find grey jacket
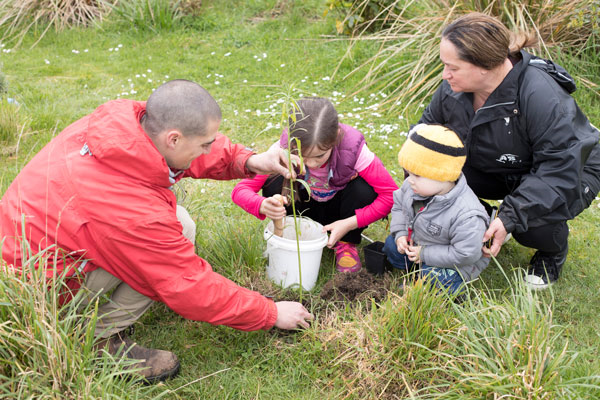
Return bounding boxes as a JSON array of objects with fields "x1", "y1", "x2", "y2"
[
  {"x1": 420, "y1": 50, "x2": 600, "y2": 234},
  {"x1": 390, "y1": 174, "x2": 490, "y2": 282}
]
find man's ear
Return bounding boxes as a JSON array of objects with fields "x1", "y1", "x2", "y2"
[{"x1": 165, "y1": 130, "x2": 183, "y2": 150}]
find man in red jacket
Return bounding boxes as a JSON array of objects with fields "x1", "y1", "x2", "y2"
[{"x1": 0, "y1": 80, "x2": 313, "y2": 383}]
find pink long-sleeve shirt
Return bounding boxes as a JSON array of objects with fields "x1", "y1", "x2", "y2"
[{"x1": 231, "y1": 144, "x2": 398, "y2": 228}]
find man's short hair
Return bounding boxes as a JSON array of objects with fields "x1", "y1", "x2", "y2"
[{"x1": 143, "y1": 80, "x2": 222, "y2": 137}]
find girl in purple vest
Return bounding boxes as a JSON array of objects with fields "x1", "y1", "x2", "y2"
[{"x1": 232, "y1": 97, "x2": 398, "y2": 273}]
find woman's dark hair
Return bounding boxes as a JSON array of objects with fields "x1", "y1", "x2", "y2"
[{"x1": 442, "y1": 12, "x2": 538, "y2": 70}]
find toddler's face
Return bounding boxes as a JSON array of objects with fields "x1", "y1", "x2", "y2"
[
  {"x1": 405, "y1": 171, "x2": 452, "y2": 197},
  {"x1": 302, "y1": 146, "x2": 332, "y2": 169}
]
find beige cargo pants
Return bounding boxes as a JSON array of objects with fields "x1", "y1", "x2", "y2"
[{"x1": 81, "y1": 205, "x2": 196, "y2": 338}]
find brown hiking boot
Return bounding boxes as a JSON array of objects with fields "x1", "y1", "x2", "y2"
[{"x1": 96, "y1": 332, "x2": 180, "y2": 383}]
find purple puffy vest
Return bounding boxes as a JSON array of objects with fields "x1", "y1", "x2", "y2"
[{"x1": 279, "y1": 123, "x2": 365, "y2": 191}]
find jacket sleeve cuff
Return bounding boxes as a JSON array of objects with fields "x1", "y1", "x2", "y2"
[
  {"x1": 240, "y1": 150, "x2": 257, "y2": 178},
  {"x1": 394, "y1": 230, "x2": 408, "y2": 241},
  {"x1": 263, "y1": 298, "x2": 278, "y2": 330},
  {"x1": 499, "y1": 213, "x2": 515, "y2": 234}
]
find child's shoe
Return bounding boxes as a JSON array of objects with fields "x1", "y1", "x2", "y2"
[{"x1": 335, "y1": 241, "x2": 362, "y2": 273}]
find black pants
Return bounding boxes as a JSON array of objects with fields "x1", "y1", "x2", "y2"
[
  {"x1": 463, "y1": 165, "x2": 570, "y2": 254},
  {"x1": 262, "y1": 176, "x2": 377, "y2": 244}
]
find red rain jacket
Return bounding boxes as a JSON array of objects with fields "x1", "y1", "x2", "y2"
[{"x1": 0, "y1": 99, "x2": 277, "y2": 331}]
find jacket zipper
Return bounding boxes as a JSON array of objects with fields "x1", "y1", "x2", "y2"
[
  {"x1": 408, "y1": 202, "x2": 430, "y2": 245},
  {"x1": 475, "y1": 100, "x2": 515, "y2": 114}
]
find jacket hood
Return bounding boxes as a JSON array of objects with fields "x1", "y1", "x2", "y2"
[{"x1": 85, "y1": 99, "x2": 172, "y2": 187}]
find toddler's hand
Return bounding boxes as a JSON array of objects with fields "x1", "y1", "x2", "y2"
[
  {"x1": 396, "y1": 236, "x2": 409, "y2": 254},
  {"x1": 259, "y1": 195, "x2": 287, "y2": 220},
  {"x1": 406, "y1": 244, "x2": 421, "y2": 263}
]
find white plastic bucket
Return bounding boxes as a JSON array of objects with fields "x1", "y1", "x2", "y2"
[{"x1": 263, "y1": 216, "x2": 328, "y2": 291}]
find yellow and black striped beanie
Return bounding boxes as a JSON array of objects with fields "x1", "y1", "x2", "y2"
[{"x1": 398, "y1": 124, "x2": 466, "y2": 182}]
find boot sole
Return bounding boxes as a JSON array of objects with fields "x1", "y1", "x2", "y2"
[{"x1": 142, "y1": 361, "x2": 181, "y2": 385}]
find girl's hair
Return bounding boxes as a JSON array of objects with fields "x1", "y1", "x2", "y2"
[
  {"x1": 288, "y1": 97, "x2": 339, "y2": 154},
  {"x1": 442, "y1": 12, "x2": 538, "y2": 70},
  {"x1": 281, "y1": 97, "x2": 339, "y2": 203}
]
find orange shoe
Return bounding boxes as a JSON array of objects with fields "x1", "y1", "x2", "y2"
[{"x1": 335, "y1": 241, "x2": 362, "y2": 273}]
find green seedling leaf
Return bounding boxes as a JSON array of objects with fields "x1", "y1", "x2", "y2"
[{"x1": 295, "y1": 179, "x2": 312, "y2": 197}]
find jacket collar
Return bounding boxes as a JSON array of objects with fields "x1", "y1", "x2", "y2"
[
  {"x1": 447, "y1": 50, "x2": 532, "y2": 111},
  {"x1": 85, "y1": 99, "x2": 173, "y2": 188}
]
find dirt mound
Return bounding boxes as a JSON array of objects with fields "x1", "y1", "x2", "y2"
[{"x1": 320, "y1": 269, "x2": 391, "y2": 303}]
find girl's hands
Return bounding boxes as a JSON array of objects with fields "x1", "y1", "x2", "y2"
[
  {"x1": 259, "y1": 195, "x2": 288, "y2": 220},
  {"x1": 323, "y1": 216, "x2": 358, "y2": 248}
]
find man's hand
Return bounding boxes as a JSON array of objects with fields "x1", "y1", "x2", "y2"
[
  {"x1": 322, "y1": 216, "x2": 358, "y2": 248},
  {"x1": 246, "y1": 142, "x2": 300, "y2": 179},
  {"x1": 482, "y1": 217, "x2": 508, "y2": 257},
  {"x1": 274, "y1": 301, "x2": 314, "y2": 330}
]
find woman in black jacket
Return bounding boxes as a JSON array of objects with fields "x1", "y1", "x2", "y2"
[{"x1": 419, "y1": 12, "x2": 600, "y2": 289}]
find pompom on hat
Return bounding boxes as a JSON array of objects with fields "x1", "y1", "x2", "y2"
[{"x1": 398, "y1": 124, "x2": 466, "y2": 182}]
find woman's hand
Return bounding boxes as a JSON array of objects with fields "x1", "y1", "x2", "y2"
[
  {"x1": 482, "y1": 217, "x2": 508, "y2": 257},
  {"x1": 322, "y1": 216, "x2": 358, "y2": 248},
  {"x1": 259, "y1": 195, "x2": 288, "y2": 220}
]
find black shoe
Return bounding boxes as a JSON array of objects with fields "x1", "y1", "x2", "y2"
[{"x1": 524, "y1": 246, "x2": 568, "y2": 290}]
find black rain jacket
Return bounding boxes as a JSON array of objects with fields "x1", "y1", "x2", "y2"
[{"x1": 419, "y1": 50, "x2": 600, "y2": 234}]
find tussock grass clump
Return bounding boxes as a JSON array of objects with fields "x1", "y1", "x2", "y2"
[
  {"x1": 312, "y1": 275, "x2": 600, "y2": 398},
  {"x1": 0, "y1": 244, "x2": 148, "y2": 398},
  {"x1": 423, "y1": 275, "x2": 600, "y2": 399},
  {"x1": 335, "y1": 0, "x2": 600, "y2": 112},
  {"x1": 107, "y1": 0, "x2": 182, "y2": 32},
  {"x1": 0, "y1": 0, "x2": 110, "y2": 47},
  {"x1": 314, "y1": 281, "x2": 458, "y2": 398},
  {"x1": 0, "y1": 98, "x2": 20, "y2": 144}
]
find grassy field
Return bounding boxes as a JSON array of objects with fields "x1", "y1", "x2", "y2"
[{"x1": 1, "y1": 0, "x2": 600, "y2": 398}]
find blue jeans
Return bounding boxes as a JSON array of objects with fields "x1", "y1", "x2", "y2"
[{"x1": 383, "y1": 234, "x2": 465, "y2": 294}]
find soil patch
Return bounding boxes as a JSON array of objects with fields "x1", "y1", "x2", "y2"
[{"x1": 320, "y1": 269, "x2": 392, "y2": 303}]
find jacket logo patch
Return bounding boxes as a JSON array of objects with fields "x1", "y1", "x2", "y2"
[
  {"x1": 496, "y1": 153, "x2": 519, "y2": 164},
  {"x1": 426, "y1": 222, "x2": 442, "y2": 237}
]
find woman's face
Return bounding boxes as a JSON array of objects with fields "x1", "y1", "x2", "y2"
[{"x1": 439, "y1": 38, "x2": 487, "y2": 93}]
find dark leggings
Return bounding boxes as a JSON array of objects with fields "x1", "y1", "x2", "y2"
[
  {"x1": 262, "y1": 176, "x2": 377, "y2": 244},
  {"x1": 463, "y1": 165, "x2": 569, "y2": 254}
]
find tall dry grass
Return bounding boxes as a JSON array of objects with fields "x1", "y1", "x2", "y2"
[
  {"x1": 0, "y1": 0, "x2": 110, "y2": 47},
  {"x1": 334, "y1": 0, "x2": 600, "y2": 112},
  {"x1": 310, "y1": 272, "x2": 600, "y2": 398},
  {"x1": 0, "y1": 238, "x2": 148, "y2": 397}
]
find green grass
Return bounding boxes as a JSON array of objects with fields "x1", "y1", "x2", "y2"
[{"x1": 1, "y1": 0, "x2": 600, "y2": 398}]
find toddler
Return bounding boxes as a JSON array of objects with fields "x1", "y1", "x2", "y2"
[{"x1": 383, "y1": 124, "x2": 490, "y2": 293}]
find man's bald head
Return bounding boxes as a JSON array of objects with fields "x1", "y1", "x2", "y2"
[{"x1": 143, "y1": 80, "x2": 222, "y2": 137}]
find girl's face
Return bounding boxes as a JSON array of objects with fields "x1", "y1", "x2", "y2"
[
  {"x1": 406, "y1": 171, "x2": 453, "y2": 197},
  {"x1": 439, "y1": 38, "x2": 488, "y2": 93},
  {"x1": 302, "y1": 146, "x2": 333, "y2": 170}
]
